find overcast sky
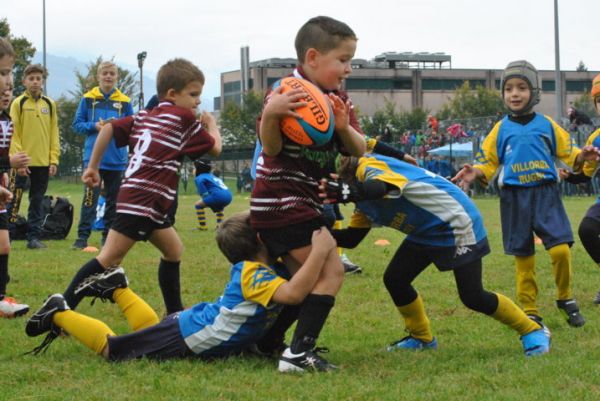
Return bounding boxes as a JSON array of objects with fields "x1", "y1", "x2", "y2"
[{"x1": 4, "y1": 0, "x2": 600, "y2": 108}]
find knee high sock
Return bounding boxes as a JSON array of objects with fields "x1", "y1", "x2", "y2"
[
  {"x1": 548, "y1": 243, "x2": 572, "y2": 300},
  {"x1": 515, "y1": 255, "x2": 537, "y2": 316},
  {"x1": 195, "y1": 205, "x2": 206, "y2": 228},
  {"x1": 113, "y1": 288, "x2": 159, "y2": 331},
  {"x1": 290, "y1": 294, "x2": 335, "y2": 354},
  {"x1": 0, "y1": 254, "x2": 8, "y2": 298},
  {"x1": 63, "y1": 258, "x2": 106, "y2": 310},
  {"x1": 53, "y1": 310, "x2": 115, "y2": 355},
  {"x1": 215, "y1": 210, "x2": 224, "y2": 225},
  {"x1": 396, "y1": 294, "x2": 433, "y2": 343},
  {"x1": 158, "y1": 259, "x2": 183, "y2": 314},
  {"x1": 491, "y1": 293, "x2": 540, "y2": 336},
  {"x1": 333, "y1": 220, "x2": 343, "y2": 256},
  {"x1": 256, "y1": 304, "x2": 301, "y2": 352}
]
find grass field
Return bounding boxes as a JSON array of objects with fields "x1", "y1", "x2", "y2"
[{"x1": 3, "y1": 179, "x2": 600, "y2": 401}]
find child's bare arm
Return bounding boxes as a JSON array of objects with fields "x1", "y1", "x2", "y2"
[
  {"x1": 271, "y1": 228, "x2": 336, "y2": 304},
  {"x1": 451, "y1": 164, "x2": 484, "y2": 191},
  {"x1": 328, "y1": 93, "x2": 365, "y2": 157},
  {"x1": 260, "y1": 87, "x2": 306, "y2": 156},
  {"x1": 200, "y1": 111, "x2": 222, "y2": 156}
]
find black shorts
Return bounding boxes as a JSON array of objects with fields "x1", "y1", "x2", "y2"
[
  {"x1": 257, "y1": 216, "x2": 330, "y2": 258},
  {"x1": 405, "y1": 237, "x2": 491, "y2": 271},
  {"x1": 0, "y1": 212, "x2": 7, "y2": 231},
  {"x1": 583, "y1": 202, "x2": 600, "y2": 222},
  {"x1": 111, "y1": 213, "x2": 172, "y2": 241},
  {"x1": 107, "y1": 313, "x2": 193, "y2": 362}
]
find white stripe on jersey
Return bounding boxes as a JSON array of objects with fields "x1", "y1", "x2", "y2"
[
  {"x1": 120, "y1": 182, "x2": 177, "y2": 201},
  {"x1": 402, "y1": 181, "x2": 477, "y2": 246},
  {"x1": 123, "y1": 177, "x2": 178, "y2": 195},
  {"x1": 183, "y1": 303, "x2": 257, "y2": 354},
  {"x1": 250, "y1": 196, "x2": 322, "y2": 211},
  {"x1": 116, "y1": 206, "x2": 164, "y2": 223},
  {"x1": 255, "y1": 166, "x2": 317, "y2": 187}
]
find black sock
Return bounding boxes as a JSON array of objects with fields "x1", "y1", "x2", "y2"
[
  {"x1": 158, "y1": 259, "x2": 183, "y2": 314},
  {"x1": 0, "y1": 254, "x2": 8, "y2": 297},
  {"x1": 290, "y1": 294, "x2": 335, "y2": 354},
  {"x1": 256, "y1": 304, "x2": 301, "y2": 352},
  {"x1": 63, "y1": 258, "x2": 105, "y2": 309}
]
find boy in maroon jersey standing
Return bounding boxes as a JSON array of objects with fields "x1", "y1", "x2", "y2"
[
  {"x1": 251, "y1": 16, "x2": 366, "y2": 372},
  {"x1": 28, "y1": 59, "x2": 221, "y2": 349}
]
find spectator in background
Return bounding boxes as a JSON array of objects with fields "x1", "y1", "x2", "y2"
[
  {"x1": 71, "y1": 61, "x2": 134, "y2": 250},
  {"x1": 427, "y1": 115, "x2": 439, "y2": 134},
  {"x1": 568, "y1": 106, "x2": 592, "y2": 132},
  {"x1": 8, "y1": 64, "x2": 60, "y2": 250}
]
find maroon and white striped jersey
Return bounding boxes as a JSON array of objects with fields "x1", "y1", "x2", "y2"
[
  {"x1": 250, "y1": 68, "x2": 363, "y2": 230},
  {"x1": 0, "y1": 110, "x2": 13, "y2": 171},
  {"x1": 111, "y1": 102, "x2": 215, "y2": 223}
]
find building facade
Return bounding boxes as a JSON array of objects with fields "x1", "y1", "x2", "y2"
[{"x1": 217, "y1": 52, "x2": 598, "y2": 118}]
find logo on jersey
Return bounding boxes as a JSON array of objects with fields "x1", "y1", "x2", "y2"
[
  {"x1": 40, "y1": 107, "x2": 50, "y2": 114},
  {"x1": 454, "y1": 246, "x2": 472, "y2": 257},
  {"x1": 113, "y1": 102, "x2": 122, "y2": 110},
  {"x1": 249, "y1": 266, "x2": 277, "y2": 289}
]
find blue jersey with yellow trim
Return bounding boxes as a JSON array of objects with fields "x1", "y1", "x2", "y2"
[
  {"x1": 349, "y1": 154, "x2": 486, "y2": 247},
  {"x1": 473, "y1": 113, "x2": 580, "y2": 187},
  {"x1": 178, "y1": 261, "x2": 287, "y2": 356}
]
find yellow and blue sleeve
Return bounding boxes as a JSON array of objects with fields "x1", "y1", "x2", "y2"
[
  {"x1": 548, "y1": 116, "x2": 580, "y2": 168},
  {"x1": 357, "y1": 156, "x2": 408, "y2": 194},
  {"x1": 473, "y1": 122, "x2": 501, "y2": 184},
  {"x1": 241, "y1": 261, "x2": 287, "y2": 307},
  {"x1": 583, "y1": 129, "x2": 600, "y2": 177}
]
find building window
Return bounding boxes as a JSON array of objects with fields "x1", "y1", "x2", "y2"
[
  {"x1": 345, "y1": 78, "x2": 412, "y2": 90},
  {"x1": 224, "y1": 81, "x2": 241, "y2": 93},
  {"x1": 566, "y1": 80, "x2": 591, "y2": 92},
  {"x1": 542, "y1": 80, "x2": 555, "y2": 92},
  {"x1": 422, "y1": 79, "x2": 485, "y2": 90}
]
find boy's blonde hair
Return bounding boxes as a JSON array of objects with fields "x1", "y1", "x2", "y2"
[
  {"x1": 156, "y1": 58, "x2": 204, "y2": 98},
  {"x1": 97, "y1": 61, "x2": 118, "y2": 75},
  {"x1": 338, "y1": 156, "x2": 360, "y2": 182},
  {"x1": 295, "y1": 16, "x2": 357, "y2": 63},
  {"x1": 216, "y1": 211, "x2": 259, "y2": 264},
  {"x1": 0, "y1": 37, "x2": 15, "y2": 60},
  {"x1": 23, "y1": 64, "x2": 48, "y2": 79}
]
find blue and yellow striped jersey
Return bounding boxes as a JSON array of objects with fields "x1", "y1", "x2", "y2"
[
  {"x1": 178, "y1": 260, "x2": 287, "y2": 356},
  {"x1": 473, "y1": 113, "x2": 580, "y2": 187},
  {"x1": 348, "y1": 154, "x2": 487, "y2": 247}
]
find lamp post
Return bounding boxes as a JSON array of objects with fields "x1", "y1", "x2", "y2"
[
  {"x1": 554, "y1": 0, "x2": 563, "y2": 120},
  {"x1": 137, "y1": 51, "x2": 147, "y2": 110}
]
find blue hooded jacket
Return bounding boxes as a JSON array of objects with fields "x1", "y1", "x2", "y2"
[{"x1": 72, "y1": 86, "x2": 134, "y2": 170}]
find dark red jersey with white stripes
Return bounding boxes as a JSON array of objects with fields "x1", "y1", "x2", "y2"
[
  {"x1": 112, "y1": 102, "x2": 215, "y2": 223},
  {"x1": 250, "y1": 68, "x2": 363, "y2": 229}
]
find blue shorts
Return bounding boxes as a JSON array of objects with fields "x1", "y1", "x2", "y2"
[
  {"x1": 202, "y1": 190, "x2": 232, "y2": 212},
  {"x1": 499, "y1": 184, "x2": 573, "y2": 256}
]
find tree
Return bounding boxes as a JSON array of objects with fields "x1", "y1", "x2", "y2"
[
  {"x1": 358, "y1": 98, "x2": 428, "y2": 143},
  {"x1": 436, "y1": 82, "x2": 504, "y2": 120},
  {"x1": 219, "y1": 91, "x2": 263, "y2": 147},
  {"x1": 55, "y1": 95, "x2": 84, "y2": 178},
  {"x1": 571, "y1": 92, "x2": 596, "y2": 119},
  {"x1": 576, "y1": 61, "x2": 588, "y2": 72},
  {"x1": 0, "y1": 19, "x2": 36, "y2": 95},
  {"x1": 69, "y1": 56, "x2": 139, "y2": 108}
]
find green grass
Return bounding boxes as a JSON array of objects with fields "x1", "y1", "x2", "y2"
[{"x1": 3, "y1": 181, "x2": 600, "y2": 400}]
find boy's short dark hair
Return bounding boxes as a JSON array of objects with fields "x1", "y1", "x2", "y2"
[
  {"x1": 216, "y1": 211, "x2": 259, "y2": 264},
  {"x1": 295, "y1": 16, "x2": 357, "y2": 63},
  {"x1": 23, "y1": 64, "x2": 48, "y2": 78},
  {"x1": 0, "y1": 37, "x2": 15, "y2": 60},
  {"x1": 194, "y1": 159, "x2": 212, "y2": 176},
  {"x1": 156, "y1": 58, "x2": 205, "y2": 98}
]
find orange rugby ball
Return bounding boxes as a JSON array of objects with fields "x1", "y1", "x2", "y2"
[{"x1": 273, "y1": 77, "x2": 334, "y2": 146}]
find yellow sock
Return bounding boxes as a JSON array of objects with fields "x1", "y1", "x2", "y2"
[
  {"x1": 548, "y1": 244, "x2": 573, "y2": 300},
  {"x1": 515, "y1": 255, "x2": 538, "y2": 316},
  {"x1": 53, "y1": 310, "x2": 115, "y2": 355},
  {"x1": 397, "y1": 295, "x2": 433, "y2": 343},
  {"x1": 113, "y1": 288, "x2": 160, "y2": 331},
  {"x1": 491, "y1": 293, "x2": 540, "y2": 336},
  {"x1": 334, "y1": 220, "x2": 343, "y2": 256}
]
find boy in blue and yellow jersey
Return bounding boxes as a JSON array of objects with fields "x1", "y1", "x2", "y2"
[
  {"x1": 193, "y1": 159, "x2": 232, "y2": 230},
  {"x1": 71, "y1": 61, "x2": 134, "y2": 249},
  {"x1": 25, "y1": 211, "x2": 336, "y2": 360},
  {"x1": 321, "y1": 153, "x2": 550, "y2": 356},
  {"x1": 453, "y1": 60, "x2": 600, "y2": 327},
  {"x1": 561, "y1": 74, "x2": 600, "y2": 304}
]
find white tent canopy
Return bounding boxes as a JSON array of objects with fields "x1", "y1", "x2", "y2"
[{"x1": 427, "y1": 142, "x2": 474, "y2": 158}]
